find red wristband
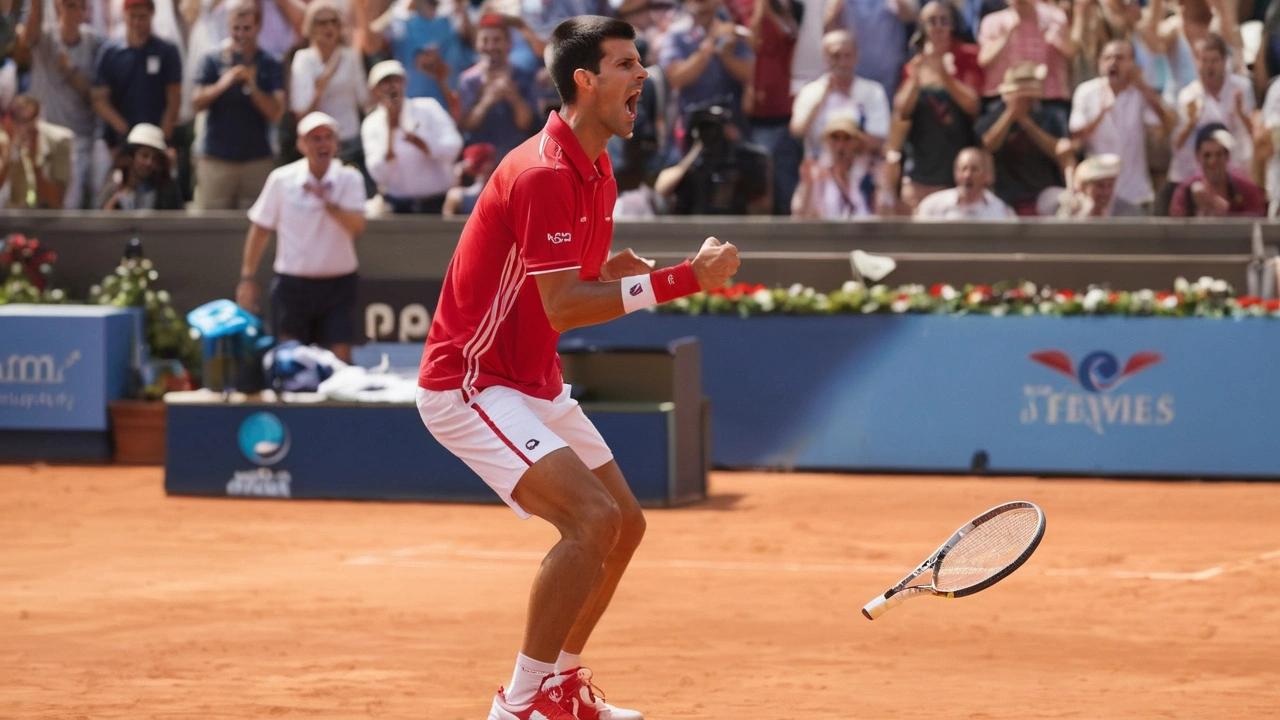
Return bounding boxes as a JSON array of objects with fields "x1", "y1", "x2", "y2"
[{"x1": 650, "y1": 260, "x2": 701, "y2": 304}]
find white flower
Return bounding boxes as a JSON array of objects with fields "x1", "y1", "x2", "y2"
[
  {"x1": 1174, "y1": 277, "x2": 1190, "y2": 293},
  {"x1": 1134, "y1": 289, "x2": 1155, "y2": 303},
  {"x1": 814, "y1": 294, "x2": 831, "y2": 312},
  {"x1": 1082, "y1": 288, "x2": 1107, "y2": 312},
  {"x1": 802, "y1": 286, "x2": 816, "y2": 298},
  {"x1": 1021, "y1": 281, "x2": 1037, "y2": 297},
  {"x1": 1197, "y1": 276, "x2": 1215, "y2": 291},
  {"x1": 1210, "y1": 279, "x2": 1229, "y2": 294},
  {"x1": 940, "y1": 285, "x2": 958, "y2": 301},
  {"x1": 752, "y1": 288, "x2": 775, "y2": 312},
  {"x1": 862, "y1": 302, "x2": 880, "y2": 313},
  {"x1": 788, "y1": 283, "x2": 806, "y2": 297},
  {"x1": 1038, "y1": 301, "x2": 1055, "y2": 314},
  {"x1": 967, "y1": 291, "x2": 985, "y2": 304},
  {"x1": 1161, "y1": 295, "x2": 1178, "y2": 309},
  {"x1": 890, "y1": 299, "x2": 909, "y2": 313},
  {"x1": 842, "y1": 280, "x2": 864, "y2": 294},
  {"x1": 1020, "y1": 305, "x2": 1035, "y2": 316},
  {"x1": 991, "y1": 305, "x2": 1008, "y2": 317}
]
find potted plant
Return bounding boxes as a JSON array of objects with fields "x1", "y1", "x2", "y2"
[{"x1": 89, "y1": 241, "x2": 201, "y2": 464}]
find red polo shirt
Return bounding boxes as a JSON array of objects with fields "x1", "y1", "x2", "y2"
[{"x1": 419, "y1": 112, "x2": 618, "y2": 401}]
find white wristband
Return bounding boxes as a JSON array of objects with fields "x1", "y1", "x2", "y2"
[{"x1": 620, "y1": 273, "x2": 656, "y2": 314}]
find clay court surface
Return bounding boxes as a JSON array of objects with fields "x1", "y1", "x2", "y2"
[{"x1": 3, "y1": 465, "x2": 1280, "y2": 719}]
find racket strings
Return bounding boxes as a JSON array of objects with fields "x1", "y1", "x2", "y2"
[{"x1": 933, "y1": 507, "x2": 1042, "y2": 592}]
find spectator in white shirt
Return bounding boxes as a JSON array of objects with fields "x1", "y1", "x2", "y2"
[
  {"x1": 362, "y1": 59, "x2": 463, "y2": 214},
  {"x1": 914, "y1": 146, "x2": 1016, "y2": 219},
  {"x1": 1069, "y1": 39, "x2": 1174, "y2": 211},
  {"x1": 290, "y1": 0, "x2": 369, "y2": 171},
  {"x1": 789, "y1": 29, "x2": 890, "y2": 159},
  {"x1": 791, "y1": 114, "x2": 875, "y2": 218},
  {"x1": 1161, "y1": 32, "x2": 1255, "y2": 214},
  {"x1": 237, "y1": 111, "x2": 368, "y2": 364}
]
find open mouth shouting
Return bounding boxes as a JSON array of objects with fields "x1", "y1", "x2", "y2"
[{"x1": 624, "y1": 87, "x2": 642, "y2": 120}]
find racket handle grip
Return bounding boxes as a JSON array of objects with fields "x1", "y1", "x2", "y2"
[{"x1": 862, "y1": 592, "x2": 906, "y2": 620}]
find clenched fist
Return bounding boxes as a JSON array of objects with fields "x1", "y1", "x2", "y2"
[{"x1": 691, "y1": 236, "x2": 741, "y2": 290}]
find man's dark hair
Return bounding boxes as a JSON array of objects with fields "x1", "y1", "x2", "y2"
[
  {"x1": 1198, "y1": 32, "x2": 1230, "y2": 59},
  {"x1": 546, "y1": 15, "x2": 636, "y2": 106}
]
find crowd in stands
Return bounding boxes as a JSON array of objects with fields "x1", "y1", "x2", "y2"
[{"x1": 1, "y1": 0, "x2": 1279, "y2": 218}]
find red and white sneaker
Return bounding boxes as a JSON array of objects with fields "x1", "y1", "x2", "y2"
[
  {"x1": 486, "y1": 684, "x2": 579, "y2": 720},
  {"x1": 543, "y1": 667, "x2": 644, "y2": 720}
]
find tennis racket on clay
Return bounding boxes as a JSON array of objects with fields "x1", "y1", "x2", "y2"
[{"x1": 862, "y1": 501, "x2": 1045, "y2": 620}]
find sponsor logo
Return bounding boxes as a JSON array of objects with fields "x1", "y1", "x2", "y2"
[
  {"x1": 628, "y1": 283, "x2": 644, "y2": 297},
  {"x1": 665, "y1": 273, "x2": 675, "y2": 285},
  {"x1": 238, "y1": 412, "x2": 290, "y2": 465},
  {"x1": 525, "y1": 438, "x2": 540, "y2": 451},
  {"x1": 0, "y1": 351, "x2": 80, "y2": 384},
  {"x1": 1021, "y1": 350, "x2": 1174, "y2": 435},
  {"x1": 230, "y1": 412, "x2": 293, "y2": 497},
  {"x1": 547, "y1": 232, "x2": 572, "y2": 244},
  {"x1": 227, "y1": 467, "x2": 293, "y2": 497}
]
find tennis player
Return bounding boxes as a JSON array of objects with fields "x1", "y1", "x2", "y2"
[{"x1": 416, "y1": 15, "x2": 740, "y2": 720}]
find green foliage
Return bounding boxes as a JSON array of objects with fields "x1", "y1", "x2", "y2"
[{"x1": 88, "y1": 257, "x2": 202, "y2": 397}]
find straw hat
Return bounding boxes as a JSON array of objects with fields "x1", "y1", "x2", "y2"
[{"x1": 998, "y1": 61, "x2": 1048, "y2": 95}]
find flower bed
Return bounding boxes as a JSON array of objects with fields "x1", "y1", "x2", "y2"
[{"x1": 657, "y1": 278, "x2": 1280, "y2": 319}]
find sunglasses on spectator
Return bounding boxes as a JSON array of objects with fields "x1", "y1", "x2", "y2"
[{"x1": 924, "y1": 16, "x2": 951, "y2": 27}]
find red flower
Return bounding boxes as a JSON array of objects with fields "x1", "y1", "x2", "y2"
[
  {"x1": 1057, "y1": 289, "x2": 1076, "y2": 300},
  {"x1": 929, "y1": 283, "x2": 948, "y2": 297},
  {"x1": 1266, "y1": 300, "x2": 1280, "y2": 312},
  {"x1": 1109, "y1": 292, "x2": 1120, "y2": 303},
  {"x1": 1238, "y1": 297, "x2": 1260, "y2": 308}
]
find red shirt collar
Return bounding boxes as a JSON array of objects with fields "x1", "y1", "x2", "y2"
[{"x1": 542, "y1": 111, "x2": 613, "y2": 182}]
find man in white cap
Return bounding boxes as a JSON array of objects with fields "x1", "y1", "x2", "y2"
[
  {"x1": 361, "y1": 58, "x2": 463, "y2": 214},
  {"x1": 236, "y1": 111, "x2": 368, "y2": 363},
  {"x1": 97, "y1": 122, "x2": 184, "y2": 210}
]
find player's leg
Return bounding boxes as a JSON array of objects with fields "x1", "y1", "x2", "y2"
[
  {"x1": 314, "y1": 273, "x2": 356, "y2": 364},
  {"x1": 417, "y1": 386, "x2": 618, "y2": 719},
  {"x1": 561, "y1": 459, "x2": 645, "y2": 656},
  {"x1": 509, "y1": 449, "x2": 622, "y2": 661}
]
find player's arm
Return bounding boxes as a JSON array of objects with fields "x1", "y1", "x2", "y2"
[{"x1": 534, "y1": 238, "x2": 741, "y2": 333}]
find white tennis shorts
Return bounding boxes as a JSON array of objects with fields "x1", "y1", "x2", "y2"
[{"x1": 415, "y1": 384, "x2": 614, "y2": 518}]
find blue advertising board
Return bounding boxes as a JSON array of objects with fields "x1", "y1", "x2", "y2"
[
  {"x1": 164, "y1": 401, "x2": 677, "y2": 504},
  {"x1": 0, "y1": 304, "x2": 141, "y2": 431},
  {"x1": 562, "y1": 313, "x2": 1280, "y2": 478}
]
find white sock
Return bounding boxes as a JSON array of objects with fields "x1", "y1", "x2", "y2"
[
  {"x1": 554, "y1": 650, "x2": 582, "y2": 673},
  {"x1": 506, "y1": 653, "x2": 555, "y2": 707}
]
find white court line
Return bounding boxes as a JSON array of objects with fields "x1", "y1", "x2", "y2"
[
  {"x1": 348, "y1": 549, "x2": 908, "y2": 575},
  {"x1": 347, "y1": 546, "x2": 1280, "y2": 581},
  {"x1": 1042, "y1": 549, "x2": 1280, "y2": 582}
]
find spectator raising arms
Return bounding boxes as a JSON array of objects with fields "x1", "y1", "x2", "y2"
[
  {"x1": 659, "y1": 0, "x2": 755, "y2": 141},
  {"x1": 362, "y1": 59, "x2": 463, "y2": 214},
  {"x1": 977, "y1": 0, "x2": 1075, "y2": 112},
  {"x1": 363, "y1": 0, "x2": 474, "y2": 108},
  {"x1": 14, "y1": 0, "x2": 105, "y2": 209},
  {"x1": 1169, "y1": 122, "x2": 1267, "y2": 216},
  {"x1": 890, "y1": 0, "x2": 982, "y2": 210},
  {"x1": 976, "y1": 61, "x2": 1074, "y2": 214},
  {"x1": 191, "y1": 0, "x2": 285, "y2": 211},
  {"x1": 1069, "y1": 39, "x2": 1173, "y2": 212},
  {"x1": 1163, "y1": 33, "x2": 1255, "y2": 213},
  {"x1": 744, "y1": 0, "x2": 801, "y2": 216}
]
